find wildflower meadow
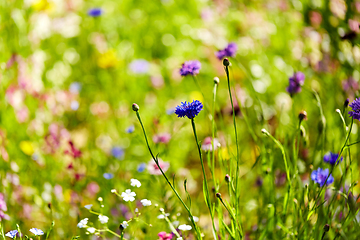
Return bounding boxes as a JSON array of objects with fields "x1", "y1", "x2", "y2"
[{"x1": 2, "y1": 0, "x2": 360, "y2": 239}]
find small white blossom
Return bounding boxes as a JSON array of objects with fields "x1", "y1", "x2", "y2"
[
  {"x1": 111, "y1": 189, "x2": 117, "y2": 193},
  {"x1": 87, "y1": 227, "x2": 96, "y2": 234},
  {"x1": 140, "y1": 199, "x2": 152, "y2": 206},
  {"x1": 121, "y1": 221, "x2": 128, "y2": 229},
  {"x1": 157, "y1": 213, "x2": 170, "y2": 219},
  {"x1": 121, "y1": 189, "x2": 136, "y2": 202},
  {"x1": 178, "y1": 224, "x2": 192, "y2": 231},
  {"x1": 29, "y1": 228, "x2": 44, "y2": 236},
  {"x1": 98, "y1": 215, "x2": 109, "y2": 224},
  {"x1": 135, "y1": 208, "x2": 139, "y2": 213},
  {"x1": 84, "y1": 204, "x2": 93, "y2": 210},
  {"x1": 98, "y1": 197, "x2": 103, "y2": 202},
  {"x1": 130, "y1": 178, "x2": 141, "y2": 187},
  {"x1": 177, "y1": 238, "x2": 183, "y2": 240},
  {"x1": 77, "y1": 218, "x2": 89, "y2": 228},
  {"x1": 189, "y1": 216, "x2": 199, "y2": 222}
]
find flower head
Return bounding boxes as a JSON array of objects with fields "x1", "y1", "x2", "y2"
[
  {"x1": 130, "y1": 178, "x2": 141, "y2": 187},
  {"x1": 178, "y1": 224, "x2": 192, "y2": 231},
  {"x1": 348, "y1": 98, "x2": 360, "y2": 120},
  {"x1": 201, "y1": 137, "x2": 221, "y2": 151},
  {"x1": 5, "y1": 230, "x2": 18, "y2": 239},
  {"x1": 120, "y1": 221, "x2": 128, "y2": 229},
  {"x1": 216, "y1": 42, "x2": 238, "y2": 60},
  {"x1": 153, "y1": 133, "x2": 171, "y2": 144},
  {"x1": 84, "y1": 204, "x2": 92, "y2": 210},
  {"x1": 98, "y1": 215, "x2": 109, "y2": 224},
  {"x1": 147, "y1": 158, "x2": 170, "y2": 175},
  {"x1": 77, "y1": 218, "x2": 89, "y2": 228},
  {"x1": 286, "y1": 72, "x2": 305, "y2": 95},
  {"x1": 30, "y1": 228, "x2": 44, "y2": 236},
  {"x1": 140, "y1": 199, "x2": 152, "y2": 206},
  {"x1": 87, "y1": 227, "x2": 96, "y2": 234},
  {"x1": 324, "y1": 152, "x2": 343, "y2": 165},
  {"x1": 311, "y1": 168, "x2": 334, "y2": 187},
  {"x1": 111, "y1": 146, "x2": 124, "y2": 159},
  {"x1": 103, "y1": 173, "x2": 114, "y2": 179},
  {"x1": 175, "y1": 100, "x2": 203, "y2": 119},
  {"x1": 121, "y1": 189, "x2": 136, "y2": 202},
  {"x1": 179, "y1": 60, "x2": 201, "y2": 76},
  {"x1": 129, "y1": 59, "x2": 150, "y2": 74},
  {"x1": 158, "y1": 232, "x2": 174, "y2": 240},
  {"x1": 88, "y1": 8, "x2": 102, "y2": 17}
]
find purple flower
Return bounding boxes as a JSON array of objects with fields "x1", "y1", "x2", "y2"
[
  {"x1": 103, "y1": 173, "x2": 114, "y2": 179},
  {"x1": 111, "y1": 146, "x2": 124, "y2": 159},
  {"x1": 5, "y1": 230, "x2": 18, "y2": 239},
  {"x1": 137, "y1": 163, "x2": 146, "y2": 172},
  {"x1": 311, "y1": 168, "x2": 334, "y2": 187},
  {"x1": 88, "y1": 8, "x2": 102, "y2": 17},
  {"x1": 348, "y1": 98, "x2": 360, "y2": 120},
  {"x1": 179, "y1": 60, "x2": 201, "y2": 76},
  {"x1": 126, "y1": 125, "x2": 135, "y2": 133},
  {"x1": 129, "y1": 59, "x2": 149, "y2": 74},
  {"x1": 324, "y1": 152, "x2": 343, "y2": 165},
  {"x1": 286, "y1": 72, "x2": 305, "y2": 95},
  {"x1": 175, "y1": 100, "x2": 203, "y2": 119},
  {"x1": 29, "y1": 228, "x2": 44, "y2": 236},
  {"x1": 216, "y1": 42, "x2": 238, "y2": 60}
]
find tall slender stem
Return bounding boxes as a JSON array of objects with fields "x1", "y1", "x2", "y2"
[{"x1": 134, "y1": 110, "x2": 202, "y2": 239}]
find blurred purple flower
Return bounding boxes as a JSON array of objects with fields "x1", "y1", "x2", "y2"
[
  {"x1": 111, "y1": 146, "x2": 124, "y2": 159},
  {"x1": 349, "y1": 98, "x2": 360, "y2": 120},
  {"x1": 179, "y1": 60, "x2": 201, "y2": 76},
  {"x1": 216, "y1": 43, "x2": 238, "y2": 60},
  {"x1": 88, "y1": 8, "x2": 102, "y2": 17},
  {"x1": 137, "y1": 163, "x2": 146, "y2": 172},
  {"x1": 103, "y1": 173, "x2": 114, "y2": 179},
  {"x1": 5, "y1": 230, "x2": 18, "y2": 239},
  {"x1": 175, "y1": 100, "x2": 203, "y2": 119},
  {"x1": 311, "y1": 168, "x2": 334, "y2": 187},
  {"x1": 69, "y1": 82, "x2": 81, "y2": 93},
  {"x1": 126, "y1": 125, "x2": 135, "y2": 133},
  {"x1": 286, "y1": 72, "x2": 305, "y2": 95},
  {"x1": 342, "y1": 77, "x2": 359, "y2": 92},
  {"x1": 129, "y1": 59, "x2": 150, "y2": 74},
  {"x1": 324, "y1": 152, "x2": 343, "y2": 165}
]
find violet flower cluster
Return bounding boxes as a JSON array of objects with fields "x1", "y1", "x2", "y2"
[
  {"x1": 286, "y1": 72, "x2": 305, "y2": 95},
  {"x1": 323, "y1": 152, "x2": 343, "y2": 165},
  {"x1": 216, "y1": 42, "x2": 238, "y2": 60},
  {"x1": 348, "y1": 98, "x2": 360, "y2": 120},
  {"x1": 311, "y1": 168, "x2": 334, "y2": 187},
  {"x1": 179, "y1": 60, "x2": 201, "y2": 76},
  {"x1": 175, "y1": 100, "x2": 203, "y2": 119}
]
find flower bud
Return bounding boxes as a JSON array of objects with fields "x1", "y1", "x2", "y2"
[
  {"x1": 344, "y1": 98, "x2": 349, "y2": 108},
  {"x1": 214, "y1": 77, "x2": 220, "y2": 84},
  {"x1": 225, "y1": 174, "x2": 230, "y2": 183},
  {"x1": 223, "y1": 58, "x2": 230, "y2": 67},
  {"x1": 132, "y1": 103, "x2": 139, "y2": 111},
  {"x1": 215, "y1": 192, "x2": 221, "y2": 199},
  {"x1": 323, "y1": 224, "x2": 329, "y2": 232},
  {"x1": 298, "y1": 111, "x2": 307, "y2": 122}
]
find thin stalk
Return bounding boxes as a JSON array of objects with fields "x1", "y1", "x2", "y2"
[
  {"x1": 212, "y1": 80, "x2": 218, "y2": 191},
  {"x1": 135, "y1": 110, "x2": 202, "y2": 239},
  {"x1": 224, "y1": 64, "x2": 242, "y2": 233},
  {"x1": 191, "y1": 118, "x2": 217, "y2": 240}
]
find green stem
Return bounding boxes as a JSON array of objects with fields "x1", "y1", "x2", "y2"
[
  {"x1": 135, "y1": 111, "x2": 202, "y2": 240},
  {"x1": 190, "y1": 118, "x2": 217, "y2": 239}
]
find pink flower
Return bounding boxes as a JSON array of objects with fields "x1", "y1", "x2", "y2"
[
  {"x1": 153, "y1": 133, "x2": 171, "y2": 144},
  {"x1": 147, "y1": 158, "x2": 170, "y2": 175},
  {"x1": 158, "y1": 231, "x2": 174, "y2": 240},
  {"x1": 201, "y1": 137, "x2": 220, "y2": 151}
]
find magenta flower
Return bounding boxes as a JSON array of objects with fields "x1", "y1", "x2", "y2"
[{"x1": 147, "y1": 158, "x2": 170, "y2": 175}]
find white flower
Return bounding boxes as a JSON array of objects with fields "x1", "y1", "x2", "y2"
[
  {"x1": 178, "y1": 224, "x2": 192, "y2": 231},
  {"x1": 130, "y1": 178, "x2": 141, "y2": 187},
  {"x1": 98, "y1": 215, "x2": 109, "y2": 224},
  {"x1": 77, "y1": 218, "x2": 89, "y2": 228},
  {"x1": 29, "y1": 228, "x2": 44, "y2": 236},
  {"x1": 190, "y1": 216, "x2": 199, "y2": 222},
  {"x1": 140, "y1": 199, "x2": 152, "y2": 206},
  {"x1": 177, "y1": 238, "x2": 183, "y2": 240},
  {"x1": 121, "y1": 221, "x2": 128, "y2": 229},
  {"x1": 157, "y1": 213, "x2": 170, "y2": 219},
  {"x1": 98, "y1": 197, "x2": 103, "y2": 202},
  {"x1": 111, "y1": 189, "x2": 117, "y2": 193},
  {"x1": 87, "y1": 227, "x2": 96, "y2": 234},
  {"x1": 84, "y1": 204, "x2": 92, "y2": 210},
  {"x1": 121, "y1": 189, "x2": 136, "y2": 202}
]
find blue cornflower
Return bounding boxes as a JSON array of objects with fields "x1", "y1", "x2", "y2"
[
  {"x1": 111, "y1": 146, "x2": 124, "y2": 159},
  {"x1": 175, "y1": 100, "x2": 203, "y2": 119},
  {"x1": 103, "y1": 173, "x2": 114, "y2": 179},
  {"x1": 216, "y1": 42, "x2": 238, "y2": 60},
  {"x1": 5, "y1": 230, "x2": 18, "y2": 239},
  {"x1": 286, "y1": 72, "x2": 305, "y2": 95},
  {"x1": 179, "y1": 60, "x2": 201, "y2": 76},
  {"x1": 324, "y1": 152, "x2": 343, "y2": 165},
  {"x1": 30, "y1": 228, "x2": 44, "y2": 236},
  {"x1": 88, "y1": 8, "x2": 102, "y2": 17},
  {"x1": 348, "y1": 98, "x2": 360, "y2": 120},
  {"x1": 311, "y1": 168, "x2": 334, "y2": 187}
]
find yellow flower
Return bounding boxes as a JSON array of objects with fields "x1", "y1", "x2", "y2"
[
  {"x1": 19, "y1": 141, "x2": 34, "y2": 156},
  {"x1": 97, "y1": 50, "x2": 118, "y2": 68},
  {"x1": 32, "y1": 0, "x2": 53, "y2": 12}
]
